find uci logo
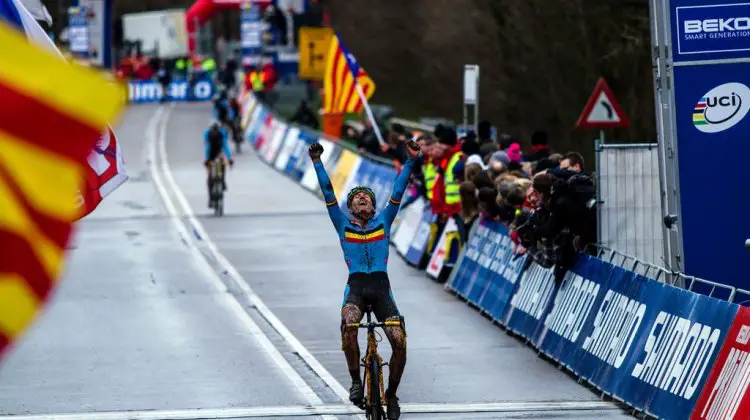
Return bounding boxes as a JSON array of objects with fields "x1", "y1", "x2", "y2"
[{"x1": 693, "y1": 82, "x2": 750, "y2": 133}]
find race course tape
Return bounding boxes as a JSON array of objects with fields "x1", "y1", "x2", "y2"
[{"x1": 240, "y1": 93, "x2": 750, "y2": 420}]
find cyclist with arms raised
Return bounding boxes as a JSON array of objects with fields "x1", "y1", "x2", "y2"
[
  {"x1": 308, "y1": 139, "x2": 421, "y2": 420},
  {"x1": 204, "y1": 120, "x2": 233, "y2": 207}
]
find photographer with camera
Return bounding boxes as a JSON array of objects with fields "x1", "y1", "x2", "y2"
[{"x1": 510, "y1": 152, "x2": 596, "y2": 283}]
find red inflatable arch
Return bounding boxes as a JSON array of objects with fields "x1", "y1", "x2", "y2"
[{"x1": 186, "y1": 0, "x2": 273, "y2": 54}]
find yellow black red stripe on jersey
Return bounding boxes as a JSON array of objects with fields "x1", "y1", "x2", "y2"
[{"x1": 345, "y1": 224, "x2": 385, "y2": 244}]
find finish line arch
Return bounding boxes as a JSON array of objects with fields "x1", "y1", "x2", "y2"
[{"x1": 185, "y1": 0, "x2": 272, "y2": 54}]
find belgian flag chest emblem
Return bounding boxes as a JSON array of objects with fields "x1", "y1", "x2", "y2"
[{"x1": 344, "y1": 224, "x2": 385, "y2": 244}]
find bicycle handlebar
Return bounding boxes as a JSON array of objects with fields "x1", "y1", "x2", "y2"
[{"x1": 345, "y1": 319, "x2": 401, "y2": 329}]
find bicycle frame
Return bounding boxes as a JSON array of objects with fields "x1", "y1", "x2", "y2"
[{"x1": 345, "y1": 310, "x2": 401, "y2": 418}]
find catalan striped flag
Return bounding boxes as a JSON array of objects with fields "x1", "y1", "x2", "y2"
[
  {"x1": 323, "y1": 33, "x2": 376, "y2": 114},
  {"x1": 0, "y1": 21, "x2": 124, "y2": 359},
  {"x1": 1, "y1": 0, "x2": 129, "y2": 220}
]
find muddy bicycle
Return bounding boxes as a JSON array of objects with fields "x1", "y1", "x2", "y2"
[{"x1": 345, "y1": 306, "x2": 402, "y2": 420}]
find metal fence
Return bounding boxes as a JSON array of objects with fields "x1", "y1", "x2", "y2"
[{"x1": 595, "y1": 142, "x2": 664, "y2": 269}]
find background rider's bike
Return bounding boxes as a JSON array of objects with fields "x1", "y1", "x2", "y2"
[
  {"x1": 345, "y1": 306, "x2": 401, "y2": 420},
  {"x1": 208, "y1": 159, "x2": 226, "y2": 216},
  {"x1": 222, "y1": 119, "x2": 243, "y2": 154},
  {"x1": 231, "y1": 119, "x2": 243, "y2": 153}
]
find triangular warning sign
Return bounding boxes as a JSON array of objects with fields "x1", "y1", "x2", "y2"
[{"x1": 576, "y1": 78, "x2": 630, "y2": 129}]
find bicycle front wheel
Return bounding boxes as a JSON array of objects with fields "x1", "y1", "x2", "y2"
[{"x1": 367, "y1": 356, "x2": 385, "y2": 420}]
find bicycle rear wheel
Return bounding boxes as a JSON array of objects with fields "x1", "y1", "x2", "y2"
[{"x1": 212, "y1": 172, "x2": 224, "y2": 217}]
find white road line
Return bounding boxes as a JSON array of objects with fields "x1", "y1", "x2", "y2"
[
  {"x1": 156, "y1": 106, "x2": 354, "y2": 407},
  {"x1": 0, "y1": 401, "x2": 623, "y2": 420},
  {"x1": 147, "y1": 107, "x2": 336, "y2": 420}
]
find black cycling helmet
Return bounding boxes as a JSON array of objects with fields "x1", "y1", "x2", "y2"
[{"x1": 347, "y1": 186, "x2": 376, "y2": 209}]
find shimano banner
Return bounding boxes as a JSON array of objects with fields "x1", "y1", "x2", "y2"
[
  {"x1": 128, "y1": 80, "x2": 215, "y2": 103},
  {"x1": 503, "y1": 262, "x2": 557, "y2": 341},
  {"x1": 669, "y1": 0, "x2": 750, "y2": 288}
]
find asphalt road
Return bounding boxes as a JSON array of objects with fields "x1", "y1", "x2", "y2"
[{"x1": 0, "y1": 103, "x2": 632, "y2": 420}]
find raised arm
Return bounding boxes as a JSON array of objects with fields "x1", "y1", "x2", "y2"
[
  {"x1": 382, "y1": 140, "x2": 422, "y2": 225},
  {"x1": 309, "y1": 143, "x2": 346, "y2": 230}
]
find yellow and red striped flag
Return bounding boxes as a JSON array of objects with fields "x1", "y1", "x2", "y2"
[
  {"x1": 0, "y1": 22, "x2": 124, "y2": 359},
  {"x1": 323, "y1": 33, "x2": 376, "y2": 114}
]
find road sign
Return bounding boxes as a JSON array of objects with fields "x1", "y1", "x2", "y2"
[
  {"x1": 298, "y1": 27, "x2": 333, "y2": 81},
  {"x1": 576, "y1": 78, "x2": 630, "y2": 128}
]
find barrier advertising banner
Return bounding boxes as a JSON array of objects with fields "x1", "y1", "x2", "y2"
[
  {"x1": 274, "y1": 127, "x2": 301, "y2": 171},
  {"x1": 128, "y1": 80, "x2": 215, "y2": 103},
  {"x1": 403, "y1": 209, "x2": 435, "y2": 266},
  {"x1": 257, "y1": 118, "x2": 277, "y2": 159},
  {"x1": 425, "y1": 218, "x2": 458, "y2": 278},
  {"x1": 446, "y1": 219, "x2": 494, "y2": 298},
  {"x1": 503, "y1": 262, "x2": 557, "y2": 341},
  {"x1": 264, "y1": 121, "x2": 288, "y2": 164},
  {"x1": 479, "y1": 227, "x2": 528, "y2": 322},
  {"x1": 669, "y1": 0, "x2": 750, "y2": 288},
  {"x1": 544, "y1": 259, "x2": 739, "y2": 419},
  {"x1": 392, "y1": 199, "x2": 426, "y2": 257},
  {"x1": 463, "y1": 220, "x2": 503, "y2": 304},
  {"x1": 536, "y1": 255, "x2": 614, "y2": 368},
  {"x1": 245, "y1": 106, "x2": 264, "y2": 141},
  {"x1": 692, "y1": 306, "x2": 750, "y2": 420},
  {"x1": 284, "y1": 131, "x2": 316, "y2": 182}
]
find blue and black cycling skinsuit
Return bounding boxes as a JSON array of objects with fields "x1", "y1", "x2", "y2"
[
  {"x1": 213, "y1": 98, "x2": 235, "y2": 124},
  {"x1": 313, "y1": 157, "x2": 416, "y2": 321},
  {"x1": 204, "y1": 126, "x2": 232, "y2": 162}
]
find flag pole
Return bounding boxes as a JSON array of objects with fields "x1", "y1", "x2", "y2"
[{"x1": 355, "y1": 83, "x2": 385, "y2": 146}]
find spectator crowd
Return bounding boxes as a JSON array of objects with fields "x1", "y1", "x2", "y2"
[{"x1": 351, "y1": 120, "x2": 598, "y2": 283}]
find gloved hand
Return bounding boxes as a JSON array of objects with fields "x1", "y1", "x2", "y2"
[
  {"x1": 308, "y1": 143, "x2": 324, "y2": 160},
  {"x1": 204, "y1": 160, "x2": 210, "y2": 168},
  {"x1": 228, "y1": 159, "x2": 234, "y2": 167}
]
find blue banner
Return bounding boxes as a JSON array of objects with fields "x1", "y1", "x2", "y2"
[
  {"x1": 128, "y1": 80, "x2": 215, "y2": 103},
  {"x1": 446, "y1": 219, "x2": 493, "y2": 297},
  {"x1": 284, "y1": 130, "x2": 316, "y2": 181},
  {"x1": 503, "y1": 262, "x2": 557, "y2": 341},
  {"x1": 669, "y1": 0, "x2": 750, "y2": 289},
  {"x1": 483, "y1": 250, "x2": 527, "y2": 323},
  {"x1": 465, "y1": 220, "x2": 504, "y2": 305},
  {"x1": 240, "y1": 1, "x2": 263, "y2": 67},
  {"x1": 536, "y1": 255, "x2": 617, "y2": 367},
  {"x1": 534, "y1": 255, "x2": 740, "y2": 419},
  {"x1": 68, "y1": 6, "x2": 89, "y2": 57},
  {"x1": 671, "y1": 1, "x2": 750, "y2": 62}
]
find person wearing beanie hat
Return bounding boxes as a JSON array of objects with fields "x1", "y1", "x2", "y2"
[
  {"x1": 507, "y1": 143, "x2": 522, "y2": 163},
  {"x1": 490, "y1": 150, "x2": 510, "y2": 167}
]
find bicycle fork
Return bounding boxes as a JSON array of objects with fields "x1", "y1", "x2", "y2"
[{"x1": 363, "y1": 332, "x2": 387, "y2": 408}]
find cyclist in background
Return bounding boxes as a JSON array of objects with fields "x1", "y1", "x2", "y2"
[
  {"x1": 308, "y1": 139, "x2": 421, "y2": 420},
  {"x1": 204, "y1": 120, "x2": 233, "y2": 207},
  {"x1": 212, "y1": 89, "x2": 235, "y2": 126}
]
